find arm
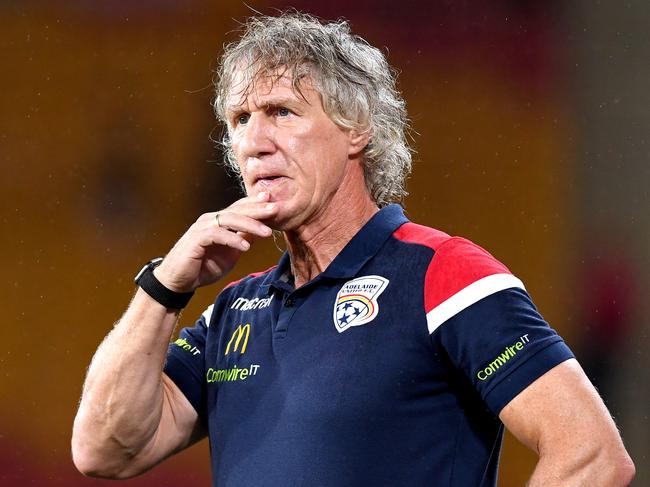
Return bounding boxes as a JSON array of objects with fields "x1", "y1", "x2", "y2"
[
  {"x1": 71, "y1": 291, "x2": 204, "y2": 479},
  {"x1": 71, "y1": 192, "x2": 277, "y2": 478},
  {"x1": 499, "y1": 359, "x2": 635, "y2": 486}
]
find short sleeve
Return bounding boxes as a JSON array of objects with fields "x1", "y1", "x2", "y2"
[
  {"x1": 426, "y1": 238, "x2": 574, "y2": 415},
  {"x1": 163, "y1": 304, "x2": 213, "y2": 421}
]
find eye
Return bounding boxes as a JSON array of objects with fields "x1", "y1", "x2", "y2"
[
  {"x1": 235, "y1": 113, "x2": 250, "y2": 126},
  {"x1": 277, "y1": 107, "x2": 291, "y2": 117}
]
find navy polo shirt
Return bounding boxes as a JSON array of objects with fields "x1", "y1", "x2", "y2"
[{"x1": 164, "y1": 204, "x2": 573, "y2": 486}]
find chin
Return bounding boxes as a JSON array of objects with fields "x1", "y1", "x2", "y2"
[
  {"x1": 265, "y1": 202, "x2": 305, "y2": 232},
  {"x1": 265, "y1": 212, "x2": 295, "y2": 232}
]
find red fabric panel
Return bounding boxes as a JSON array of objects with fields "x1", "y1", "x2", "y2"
[{"x1": 394, "y1": 223, "x2": 511, "y2": 313}]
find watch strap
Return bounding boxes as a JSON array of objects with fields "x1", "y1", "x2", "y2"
[{"x1": 134, "y1": 258, "x2": 194, "y2": 309}]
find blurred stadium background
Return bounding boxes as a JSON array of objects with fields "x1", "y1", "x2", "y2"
[{"x1": 1, "y1": 1, "x2": 648, "y2": 485}]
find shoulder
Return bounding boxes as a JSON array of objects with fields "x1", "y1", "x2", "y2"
[
  {"x1": 393, "y1": 221, "x2": 453, "y2": 250},
  {"x1": 223, "y1": 265, "x2": 278, "y2": 290},
  {"x1": 394, "y1": 222, "x2": 525, "y2": 334},
  {"x1": 393, "y1": 221, "x2": 512, "y2": 279}
]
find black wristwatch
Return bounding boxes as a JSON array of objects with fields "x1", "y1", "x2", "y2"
[{"x1": 134, "y1": 258, "x2": 194, "y2": 309}]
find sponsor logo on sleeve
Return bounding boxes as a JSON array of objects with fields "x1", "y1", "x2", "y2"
[
  {"x1": 173, "y1": 337, "x2": 201, "y2": 356},
  {"x1": 333, "y1": 275, "x2": 389, "y2": 333},
  {"x1": 476, "y1": 334, "x2": 530, "y2": 381}
]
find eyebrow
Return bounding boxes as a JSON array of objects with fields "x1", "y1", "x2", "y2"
[{"x1": 226, "y1": 95, "x2": 308, "y2": 115}]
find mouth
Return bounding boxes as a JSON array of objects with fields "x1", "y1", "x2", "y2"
[{"x1": 254, "y1": 175, "x2": 287, "y2": 189}]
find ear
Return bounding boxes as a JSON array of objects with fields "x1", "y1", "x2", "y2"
[{"x1": 347, "y1": 129, "x2": 371, "y2": 156}]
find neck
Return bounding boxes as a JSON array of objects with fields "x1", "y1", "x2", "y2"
[{"x1": 284, "y1": 177, "x2": 378, "y2": 289}]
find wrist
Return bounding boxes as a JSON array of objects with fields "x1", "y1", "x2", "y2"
[
  {"x1": 152, "y1": 265, "x2": 192, "y2": 293},
  {"x1": 134, "y1": 258, "x2": 194, "y2": 309}
]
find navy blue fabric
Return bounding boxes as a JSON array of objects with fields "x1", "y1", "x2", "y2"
[
  {"x1": 433, "y1": 287, "x2": 574, "y2": 415},
  {"x1": 163, "y1": 305, "x2": 213, "y2": 424},
  {"x1": 163, "y1": 205, "x2": 574, "y2": 486}
]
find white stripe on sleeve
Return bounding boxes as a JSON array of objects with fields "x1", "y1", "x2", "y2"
[
  {"x1": 426, "y1": 273, "x2": 525, "y2": 335},
  {"x1": 201, "y1": 304, "x2": 215, "y2": 327}
]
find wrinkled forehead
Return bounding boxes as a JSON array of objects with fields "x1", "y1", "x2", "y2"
[{"x1": 224, "y1": 63, "x2": 317, "y2": 111}]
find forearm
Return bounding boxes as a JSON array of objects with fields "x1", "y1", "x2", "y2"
[
  {"x1": 72, "y1": 288, "x2": 180, "y2": 477},
  {"x1": 527, "y1": 447, "x2": 635, "y2": 487},
  {"x1": 501, "y1": 360, "x2": 635, "y2": 487}
]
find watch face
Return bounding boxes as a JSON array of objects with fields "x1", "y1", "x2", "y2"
[
  {"x1": 134, "y1": 264, "x2": 150, "y2": 283},
  {"x1": 134, "y1": 257, "x2": 163, "y2": 283}
]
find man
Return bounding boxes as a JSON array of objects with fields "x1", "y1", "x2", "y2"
[{"x1": 72, "y1": 12, "x2": 635, "y2": 486}]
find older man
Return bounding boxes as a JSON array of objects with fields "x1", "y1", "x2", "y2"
[{"x1": 72, "y1": 13, "x2": 634, "y2": 486}]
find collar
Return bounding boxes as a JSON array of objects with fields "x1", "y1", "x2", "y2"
[{"x1": 261, "y1": 204, "x2": 408, "y2": 293}]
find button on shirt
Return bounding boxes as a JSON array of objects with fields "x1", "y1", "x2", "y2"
[{"x1": 164, "y1": 204, "x2": 573, "y2": 487}]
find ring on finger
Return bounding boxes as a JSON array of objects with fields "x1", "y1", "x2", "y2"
[{"x1": 215, "y1": 212, "x2": 221, "y2": 228}]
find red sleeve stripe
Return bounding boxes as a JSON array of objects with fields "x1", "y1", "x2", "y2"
[{"x1": 426, "y1": 273, "x2": 525, "y2": 334}]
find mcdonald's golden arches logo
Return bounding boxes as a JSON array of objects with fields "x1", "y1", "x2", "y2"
[{"x1": 225, "y1": 323, "x2": 251, "y2": 355}]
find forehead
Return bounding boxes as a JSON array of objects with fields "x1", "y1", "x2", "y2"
[{"x1": 225, "y1": 68, "x2": 318, "y2": 112}]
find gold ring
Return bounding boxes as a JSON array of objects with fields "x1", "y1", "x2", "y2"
[{"x1": 215, "y1": 212, "x2": 221, "y2": 227}]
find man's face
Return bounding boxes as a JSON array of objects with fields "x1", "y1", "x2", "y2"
[{"x1": 226, "y1": 71, "x2": 360, "y2": 230}]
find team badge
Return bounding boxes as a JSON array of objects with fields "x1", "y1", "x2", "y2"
[{"x1": 333, "y1": 276, "x2": 389, "y2": 333}]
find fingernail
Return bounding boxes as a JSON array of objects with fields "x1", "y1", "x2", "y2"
[
  {"x1": 266, "y1": 203, "x2": 275, "y2": 210},
  {"x1": 241, "y1": 240, "x2": 250, "y2": 250},
  {"x1": 257, "y1": 192, "x2": 266, "y2": 200}
]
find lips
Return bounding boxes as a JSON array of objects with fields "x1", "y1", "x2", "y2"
[
  {"x1": 256, "y1": 175, "x2": 281, "y2": 182},
  {"x1": 254, "y1": 174, "x2": 287, "y2": 189}
]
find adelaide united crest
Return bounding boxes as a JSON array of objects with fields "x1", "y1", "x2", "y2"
[{"x1": 333, "y1": 276, "x2": 389, "y2": 333}]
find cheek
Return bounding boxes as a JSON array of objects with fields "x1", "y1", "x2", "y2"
[
  {"x1": 318, "y1": 134, "x2": 350, "y2": 178},
  {"x1": 229, "y1": 134, "x2": 252, "y2": 180},
  {"x1": 284, "y1": 122, "x2": 349, "y2": 190},
  {"x1": 284, "y1": 133, "x2": 318, "y2": 180},
  {"x1": 229, "y1": 135, "x2": 243, "y2": 166}
]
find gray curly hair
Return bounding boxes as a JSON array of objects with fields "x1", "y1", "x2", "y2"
[{"x1": 213, "y1": 11, "x2": 412, "y2": 207}]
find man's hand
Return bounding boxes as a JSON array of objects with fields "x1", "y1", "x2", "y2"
[{"x1": 154, "y1": 191, "x2": 278, "y2": 292}]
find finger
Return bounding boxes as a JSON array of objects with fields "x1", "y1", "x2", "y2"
[
  {"x1": 197, "y1": 226, "x2": 251, "y2": 252},
  {"x1": 214, "y1": 211, "x2": 274, "y2": 237},
  {"x1": 196, "y1": 198, "x2": 276, "y2": 226},
  {"x1": 213, "y1": 191, "x2": 271, "y2": 214},
  {"x1": 236, "y1": 228, "x2": 270, "y2": 245},
  {"x1": 230, "y1": 190, "x2": 270, "y2": 205},
  {"x1": 223, "y1": 190, "x2": 272, "y2": 211},
  {"x1": 228, "y1": 197, "x2": 277, "y2": 219},
  {"x1": 218, "y1": 204, "x2": 277, "y2": 225}
]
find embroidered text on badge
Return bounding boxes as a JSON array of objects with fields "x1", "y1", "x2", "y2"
[{"x1": 333, "y1": 276, "x2": 389, "y2": 333}]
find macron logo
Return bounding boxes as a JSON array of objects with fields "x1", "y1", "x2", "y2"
[{"x1": 230, "y1": 295, "x2": 273, "y2": 312}]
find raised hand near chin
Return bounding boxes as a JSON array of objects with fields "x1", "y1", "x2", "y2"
[{"x1": 153, "y1": 191, "x2": 278, "y2": 293}]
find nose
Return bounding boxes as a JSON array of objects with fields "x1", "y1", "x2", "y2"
[{"x1": 235, "y1": 112, "x2": 276, "y2": 161}]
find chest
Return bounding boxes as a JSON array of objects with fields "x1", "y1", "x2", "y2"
[{"x1": 205, "y1": 273, "x2": 455, "y2": 426}]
